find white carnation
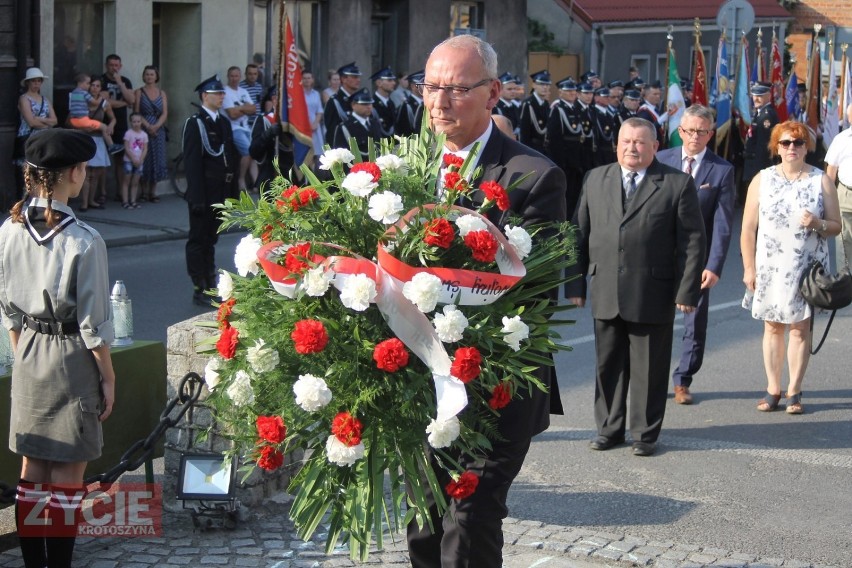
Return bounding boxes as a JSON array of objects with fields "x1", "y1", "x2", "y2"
[
  {"x1": 501, "y1": 315, "x2": 529, "y2": 352},
  {"x1": 339, "y1": 273, "x2": 377, "y2": 311},
  {"x1": 325, "y1": 435, "x2": 365, "y2": 467},
  {"x1": 234, "y1": 235, "x2": 263, "y2": 277},
  {"x1": 433, "y1": 305, "x2": 469, "y2": 343},
  {"x1": 301, "y1": 266, "x2": 332, "y2": 297},
  {"x1": 455, "y1": 214, "x2": 488, "y2": 237},
  {"x1": 318, "y1": 148, "x2": 355, "y2": 170},
  {"x1": 402, "y1": 272, "x2": 443, "y2": 313},
  {"x1": 217, "y1": 271, "x2": 234, "y2": 301},
  {"x1": 204, "y1": 357, "x2": 222, "y2": 391},
  {"x1": 504, "y1": 224, "x2": 532, "y2": 259},
  {"x1": 368, "y1": 191, "x2": 404, "y2": 224},
  {"x1": 246, "y1": 339, "x2": 280, "y2": 374},
  {"x1": 375, "y1": 154, "x2": 408, "y2": 174},
  {"x1": 426, "y1": 416, "x2": 460, "y2": 449},
  {"x1": 293, "y1": 374, "x2": 332, "y2": 412},
  {"x1": 341, "y1": 171, "x2": 378, "y2": 197},
  {"x1": 226, "y1": 370, "x2": 254, "y2": 407}
]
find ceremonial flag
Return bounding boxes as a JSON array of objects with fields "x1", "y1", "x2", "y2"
[
  {"x1": 752, "y1": 43, "x2": 766, "y2": 83},
  {"x1": 786, "y1": 70, "x2": 801, "y2": 120},
  {"x1": 715, "y1": 34, "x2": 732, "y2": 151},
  {"x1": 278, "y1": 10, "x2": 313, "y2": 168},
  {"x1": 842, "y1": 50, "x2": 851, "y2": 129},
  {"x1": 692, "y1": 36, "x2": 709, "y2": 106},
  {"x1": 824, "y1": 41, "x2": 839, "y2": 147},
  {"x1": 806, "y1": 30, "x2": 822, "y2": 134},
  {"x1": 666, "y1": 43, "x2": 685, "y2": 147},
  {"x1": 734, "y1": 35, "x2": 752, "y2": 140},
  {"x1": 770, "y1": 33, "x2": 788, "y2": 121}
]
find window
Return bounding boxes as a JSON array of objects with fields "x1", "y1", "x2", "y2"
[
  {"x1": 656, "y1": 54, "x2": 667, "y2": 83},
  {"x1": 451, "y1": 2, "x2": 483, "y2": 36},
  {"x1": 630, "y1": 55, "x2": 650, "y2": 82}
]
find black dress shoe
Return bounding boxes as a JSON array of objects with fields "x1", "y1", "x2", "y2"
[
  {"x1": 632, "y1": 441, "x2": 656, "y2": 456},
  {"x1": 589, "y1": 435, "x2": 625, "y2": 451},
  {"x1": 192, "y1": 291, "x2": 214, "y2": 307}
]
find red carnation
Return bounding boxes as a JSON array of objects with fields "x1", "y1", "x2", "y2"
[
  {"x1": 351, "y1": 162, "x2": 382, "y2": 182},
  {"x1": 298, "y1": 187, "x2": 319, "y2": 207},
  {"x1": 216, "y1": 324, "x2": 239, "y2": 359},
  {"x1": 373, "y1": 338, "x2": 410, "y2": 372},
  {"x1": 446, "y1": 470, "x2": 479, "y2": 500},
  {"x1": 450, "y1": 346, "x2": 482, "y2": 383},
  {"x1": 442, "y1": 153, "x2": 464, "y2": 170},
  {"x1": 331, "y1": 412, "x2": 363, "y2": 446},
  {"x1": 480, "y1": 180, "x2": 510, "y2": 211},
  {"x1": 256, "y1": 415, "x2": 287, "y2": 444},
  {"x1": 276, "y1": 186, "x2": 298, "y2": 210},
  {"x1": 261, "y1": 224, "x2": 275, "y2": 243},
  {"x1": 464, "y1": 230, "x2": 499, "y2": 263},
  {"x1": 257, "y1": 446, "x2": 284, "y2": 471},
  {"x1": 291, "y1": 319, "x2": 329, "y2": 354},
  {"x1": 424, "y1": 218, "x2": 455, "y2": 249},
  {"x1": 284, "y1": 243, "x2": 312, "y2": 276},
  {"x1": 489, "y1": 382, "x2": 512, "y2": 410},
  {"x1": 443, "y1": 171, "x2": 468, "y2": 192},
  {"x1": 217, "y1": 298, "x2": 236, "y2": 330}
]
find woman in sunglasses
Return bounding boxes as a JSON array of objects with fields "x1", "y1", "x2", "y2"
[{"x1": 741, "y1": 121, "x2": 841, "y2": 414}]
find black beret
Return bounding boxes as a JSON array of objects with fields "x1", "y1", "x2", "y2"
[{"x1": 25, "y1": 129, "x2": 97, "y2": 170}]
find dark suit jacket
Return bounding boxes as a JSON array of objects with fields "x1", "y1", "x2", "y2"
[
  {"x1": 462, "y1": 127, "x2": 567, "y2": 441},
  {"x1": 656, "y1": 148, "x2": 735, "y2": 277},
  {"x1": 565, "y1": 159, "x2": 706, "y2": 324}
]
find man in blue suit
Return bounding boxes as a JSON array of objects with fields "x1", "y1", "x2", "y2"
[{"x1": 656, "y1": 104, "x2": 735, "y2": 404}]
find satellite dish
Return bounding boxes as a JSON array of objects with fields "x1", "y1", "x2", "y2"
[{"x1": 716, "y1": 0, "x2": 755, "y2": 35}]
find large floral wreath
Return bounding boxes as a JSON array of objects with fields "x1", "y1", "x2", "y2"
[{"x1": 200, "y1": 132, "x2": 575, "y2": 560}]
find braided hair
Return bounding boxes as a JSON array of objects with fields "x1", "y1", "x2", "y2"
[{"x1": 9, "y1": 163, "x2": 64, "y2": 228}]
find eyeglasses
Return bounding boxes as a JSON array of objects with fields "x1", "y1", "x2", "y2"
[
  {"x1": 778, "y1": 139, "x2": 806, "y2": 148},
  {"x1": 414, "y1": 79, "x2": 492, "y2": 100},
  {"x1": 679, "y1": 127, "x2": 711, "y2": 137}
]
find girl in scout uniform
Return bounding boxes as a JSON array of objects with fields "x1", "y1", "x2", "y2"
[{"x1": 0, "y1": 128, "x2": 116, "y2": 568}]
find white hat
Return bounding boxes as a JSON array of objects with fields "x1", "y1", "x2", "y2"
[{"x1": 21, "y1": 67, "x2": 48, "y2": 87}]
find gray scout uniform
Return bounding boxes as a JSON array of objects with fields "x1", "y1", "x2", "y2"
[{"x1": 0, "y1": 197, "x2": 113, "y2": 461}]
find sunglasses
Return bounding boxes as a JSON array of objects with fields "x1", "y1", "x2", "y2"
[{"x1": 778, "y1": 139, "x2": 806, "y2": 148}]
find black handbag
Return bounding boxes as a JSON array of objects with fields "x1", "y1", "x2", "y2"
[{"x1": 798, "y1": 260, "x2": 852, "y2": 354}]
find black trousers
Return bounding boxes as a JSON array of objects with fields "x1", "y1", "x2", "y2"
[
  {"x1": 593, "y1": 315, "x2": 674, "y2": 443},
  {"x1": 185, "y1": 204, "x2": 221, "y2": 287},
  {"x1": 672, "y1": 287, "x2": 711, "y2": 388},
  {"x1": 406, "y1": 437, "x2": 531, "y2": 568}
]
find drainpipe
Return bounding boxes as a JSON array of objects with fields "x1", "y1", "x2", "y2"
[
  {"x1": 597, "y1": 25, "x2": 606, "y2": 79},
  {"x1": 590, "y1": 23, "x2": 599, "y2": 76}
]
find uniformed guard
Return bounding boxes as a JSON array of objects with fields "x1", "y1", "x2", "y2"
[
  {"x1": 371, "y1": 66, "x2": 397, "y2": 137},
  {"x1": 608, "y1": 79, "x2": 625, "y2": 106},
  {"x1": 591, "y1": 87, "x2": 617, "y2": 166},
  {"x1": 182, "y1": 75, "x2": 239, "y2": 306},
  {"x1": 333, "y1": 88, "x2": 384, "y2": 158},
  {"x1": 582, "y1": 69, "x2": 602, "y2": 90},
  {"x1": 636, "y1": 80, "x2": 668, "y2": 148},
  {"x1": 546, "y1": 77, "x2": 584, "y2": 217},
  {"x1": 249, "y1": 85, "x2": 296, "y2": 191},
  {"x1": 493, "y1": 71, "x2": 520, "y2": 135},
  {"x1": 615, "y1": 88, "x2": 641, "y2": 141},
  {"x1": 395, "y1": 69, "x2": 425, "y2": 137},
  {"x1": 742, "y1": 81, "x2": 779, "y2": 190},
  {"x1": 575, "y1": 81, "x2": 596, "y2": 175},
  {"x1": 519, "y1": 69, "x2": 551, "y2": 154},
  {"x1": 323, "y1": 62, "x2": 362, "y2": 139}
]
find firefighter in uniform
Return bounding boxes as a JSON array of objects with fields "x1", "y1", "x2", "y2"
[
  {"x1": 493, "y1": 71, "x2": 520, "y2": 136},
  {"x1": 519, "y1": 70, "x2": 551, "y2": 154},
  {"x1": 333, "y1": 88, "x2": 385, "y2": 159},
  {"x1": 546, "y1": 77, "x2": 583, "y2": 217},
  {"x1": 182, "y1": 75, "x2": 239, "y2": 306},
  {"x1": 371, "y1": 66, "x2": 397, "y2": 137},
  {"x1": 615, "y1": 88, "x2": 642, "y2": 141},
  {"x1": 395, "y1": 70, "x2": 425, "y2": 137},
  {"x1": 575, "y1": 82, "x2": 596, "y2": 176},
  {"x1": 742, "y1": 82, "x2": 779, "y2": 190},
  {"x1": 323, "y1": 62, "x2": 362, "y2": 140},
  {"x1": 591, "y1": 87, "x2": 617, "y2": 166}
]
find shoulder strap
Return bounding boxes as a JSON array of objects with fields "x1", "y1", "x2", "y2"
[{"x1": 809, "y1": 309, "x2": 837, "y2": 355}]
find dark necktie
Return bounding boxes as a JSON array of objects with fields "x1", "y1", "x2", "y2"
[
  {"x1": 625, "y1": 172, "x2": 638, "y2": 200},
  {"x1": 684, "y1": 156, "x2": 695, "y2": 176}
]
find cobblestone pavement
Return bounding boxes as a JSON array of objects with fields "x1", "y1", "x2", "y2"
[{"x1": 0, "y1": 494, "x2": 837, "y2": 568}]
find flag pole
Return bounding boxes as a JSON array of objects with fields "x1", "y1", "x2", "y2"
[
  {"x1": 666, "y1": 25, "x2": 673, "y2": 146},
  {"x1": 276, "y1": 0, "x2": 287, "y2": 126},
  {"x1": 842, "y1": 43, "x2": 849, "y2": 123},
  {"x1": 756, "y1": 27, "x2": 763, "y2": 82}
]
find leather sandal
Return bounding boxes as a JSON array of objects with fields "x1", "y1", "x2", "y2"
[
  {"x1": 757, "y1": 392, "x2": 782, "y2": 412},
  {"x1": 785, "y1": 392, "x2": 804, "y2": 414}
]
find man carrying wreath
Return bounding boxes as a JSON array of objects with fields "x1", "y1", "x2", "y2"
[{"x1": 406, "y1": 34, "x2": 568, "y2": 568}]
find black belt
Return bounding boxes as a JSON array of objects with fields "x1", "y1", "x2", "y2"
[{"x1": 22, "y1": 315, "x2": 79, "y2": 335}]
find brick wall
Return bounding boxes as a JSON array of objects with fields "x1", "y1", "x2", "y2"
[{"x1": 787, "y1": 0, "x2": 852, "y2": 33}]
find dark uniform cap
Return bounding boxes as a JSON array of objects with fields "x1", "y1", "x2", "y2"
[
  {"x1": 350, "y1": 88, "x2": 374, "y2": 105},
  {"x1": 194, "y1": 75, "x2": 225, "y2": 93},
  {"x1": 407, "y1": 70, "x2": 425, "y2": 83},
  {"x1": 680, "y1": 79, "x2": 692, "y2": 91},
  {"x1": 370, "y1": 67, "x2": 396, "y2": 81},
  {"x1": 498, "y1": 71, "x2": 515, "y2": 84},
  {"x1": 578, "y1": 82, "x2": 595, "y2": 94},
  {"x1": 557, "y1": 78, "x2": 577, "y2": 91},
  {"x1": 608, "y1": 80, "x2": 624, "y2": 88},
  {"x1": 594, "y1": 87, "x2": 611, "y2": 97},
  {"x1": 338, "y1": 62, "x2": 361, "y2": 77},
  {"x1": 530, "y1": 70, "x2": 551, "y2": 84},
  {"x1": 647, "y1": 80, "x2": 663, "y2": 89},
  {"x1": 623, "y1": 89, "x2": 641, "y2": 101},
  {"x1": 750, "y1": 81, "x2": 771, "y2": 95},
  {"x1": 582, "y1": 70, "x2": 599, "y2": 82},
  {"x1": 25, "y1": 128, "x2": 97, "y2": 169},
  {"x1": 510, "y1": 74, "x2": 523, "y2": 85}
]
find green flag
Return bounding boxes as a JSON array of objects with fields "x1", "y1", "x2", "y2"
[{"x1": 667, "y1": 45, "x2": 685, "y2": 147}]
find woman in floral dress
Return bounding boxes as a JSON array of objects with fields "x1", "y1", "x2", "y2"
[
  {"x1": 134, "y1": 65, "x2": 168, "y2": 202},
  {"x1": 741, "y1": 121, "x2": 841, "y2": 414}
]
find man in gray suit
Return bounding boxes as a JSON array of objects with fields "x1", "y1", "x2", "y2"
[
  {"x1": 406, "y1": 34, "x2": 567, "y2": 568},
  {"x1": 566, "y1": 117, "x2": 705, "y2": 457}
]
